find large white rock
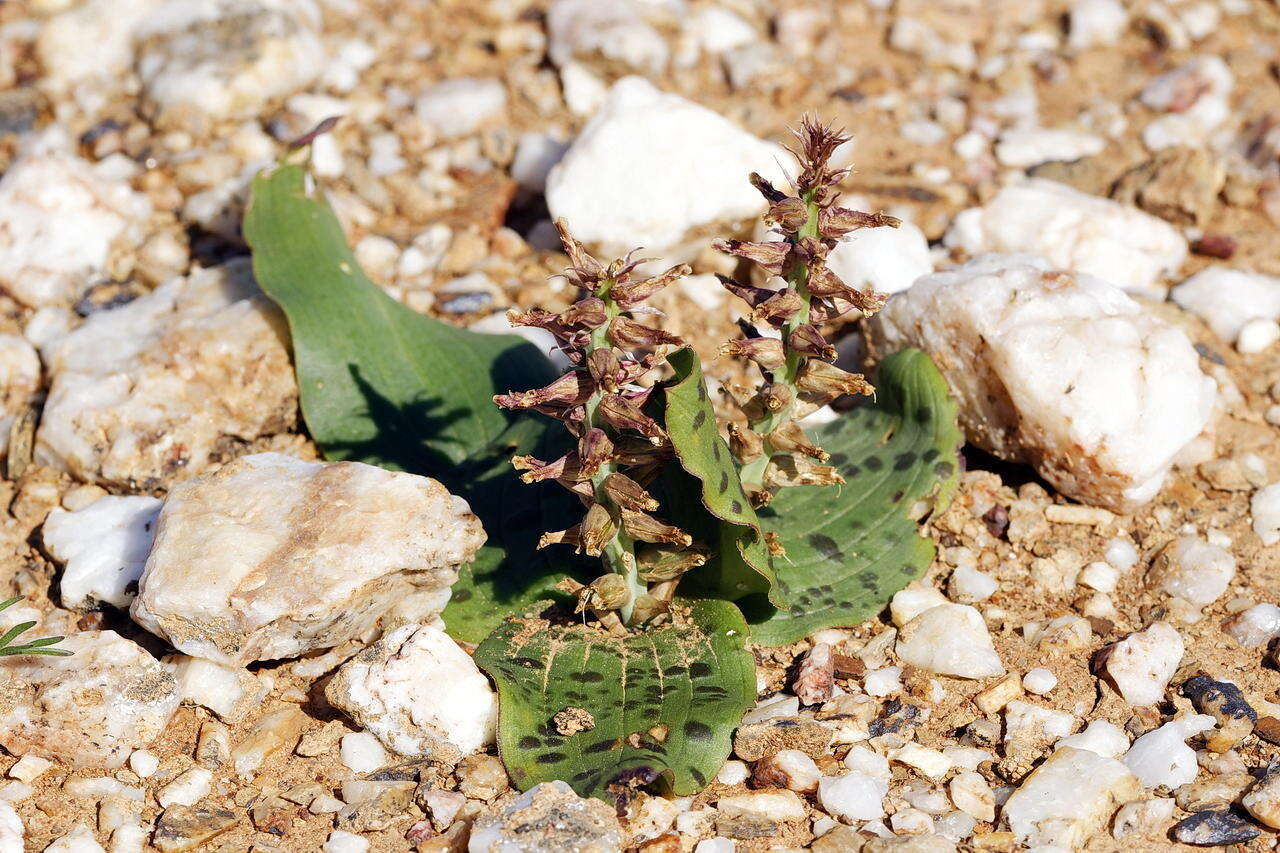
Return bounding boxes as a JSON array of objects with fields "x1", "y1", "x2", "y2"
[
  {"x1": 135, "y1": 0, "x2": 325, "y2": 129},
  {"x1": 1139, "y1": 56, "x2": 1233, "y2": 152},
  {"x1": 42, "y1": 495, "x2": 162, "y2": 610},
  {"x1": 1171, "y1": 267, "x2": 1280, "y2": 344},
  {"x1": 0, "y1": 631, "x2": 179, "y2": 768},
  {"x1": 944, "y1": 179, "x2": 1187, "y2": 295},
  {"x1": 469, "y1": 781, "x2": 624, "y2": 852},
  {"x1": 326, "y1": 624, "x2": 496, "y2": 757},
  {"x1": 546, "y1": 76, "x2": 789, "y2": 258},
  {"x1": 0, "y1": 801, "x2": 21, "y2": 851},
  {"x1": 35, "y1": 260, "x2": 298, "y2": 490},
  {"x1": 546, "y1": 0, "x2": 669, "y2": 75},
  {"x1": 131, "y1": 453, "x2": 485, "y2": 664},
  {"x1": 0, "y1": 132, "x2": 152, "y2": 308},
  {"x1": 1004, "y1": 747, "x2": 1141, "y2": 848},
  {"x1": 1101, "y1": 622, "x2": 1184, "y2": 706},
  {"x1": 895, "y1": 603, "x2": 1004, "y2": 678},
  {"x1": 826, "y1": 221, "x2": 933, "y2": 296},
  {"x1": 870, "y1": 255, "x2": 1216, "y2": 511}
]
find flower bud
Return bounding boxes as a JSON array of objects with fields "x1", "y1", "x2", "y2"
[
  {"x1": 727, "y1": 423, "x2": 764, "y2": 463},
  {"x1": 717, "y1": 275, "x2": 781, "y2": 311},
  {"x1": 579, "y1": 503, "x2": 618, "y2": 556},
  {"x1": 714, "y1": 239, "x2": 789, "y2": 274},
  {"x1": 601, "y1": 473, "x2": 659, "y2": 512},
  {"x1": 748, "y1": 172, "x2": 788, "y2": 204},
  {"x1": 585, "y1": 572, "x2": 631, "y2": 610},
  {"x1": 765, "y1": 455, "x2": 845, "y2": 488},
  {"x1": 612, "y1": 264, "x2": 690, "y2": 308},
  {"x1": 786, "y1": 324, "x2": 835, "y2": 360},
  {"x1": 628, "y1": 593, "x2": 668, "y2": 625},
  {"x1": 637, "y1": 544, "x2": 707, "y2": 581},
  {"x1": 795, "y1": 360, "x2": 874, "y2": 399},
  {"x1": 598, "y1": 394, "x2": 666, "y2": 444},
  {"x1": 750, "y1": 289, "x2": 804, "y2": 326},
  {"x1": 511, "y1": 452, "x2": 582, "y2": 484},
  {"x1": 620, "y1": 510, "x2": 692, "y2": 547},
  {"x1": 493, "y1": 371, "x2": 592, "y2": 412},
  {"x1": 554, "y1": 218, "x2": 605, "y2": 279},
  {"x1": 607, "y1": 316, "x2": 682, "y2": 350},
  {"x1": 758, "y1": 382, "x2": 793, "y2": 413},
  {"x1": 820, "y1": 206, "x2": 900, "y2": 240},
  {"x1": 764, "y1": 197, "x2": 809, "y2": 232},
  {"x1": 769, "y1": 420, "x2": 829, "y2": 462},
  {"x1": 560, "y1": 297, "x2": 608, "y2": 329},
  {"x1": 721, "y1": 337, "x2": 786, "y2": 372}
]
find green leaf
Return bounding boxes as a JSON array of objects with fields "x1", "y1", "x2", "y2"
[
  {"x1": 747, "y1": 348, "x2": 963, "y2": 646},
  {"x1": 662, "y1": 348, "x2": 777, "y2": 604},
  {"x1": 244, "y1": 161, "x2": 558, "y2": 474},
  {"x1": 244, "y1": 161, "x2": 583, "y2": 642},
  {"x1": 475, "y1": 599, "x2": 755, "y2": 802}
]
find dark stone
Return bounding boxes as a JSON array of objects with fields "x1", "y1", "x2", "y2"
[
  {"x1": 1182, "y1": 675, "x2": 1257, "y2": 723},
  {"x1": 869, "y1": 699, "x2": 920, "y2": 737},
  {"x1": 1171, "y1": 810, "x2": 1260, "y2": 846}
]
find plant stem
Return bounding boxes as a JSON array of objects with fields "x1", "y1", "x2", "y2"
[{"x1": 585, "y1": 296, "x2": 645, "y2": 625}]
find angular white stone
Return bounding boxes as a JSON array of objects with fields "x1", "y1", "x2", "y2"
[
  {"x1": 1022, "y1": 668, "x2": 1057, "y2": 695},
  {"x1": 135, "y1": 0, "x2": 325, "y2": 127},
  {"x1": 128, "y1": 750, "x2": 159, "y2": 779},
  {"x1": 0, "y1": 631, "x2": 179, "y2": 768},
  {"x1": 415, "y1": 78, "x2": 507, "y2": 140},
  {"x1": 818, "y1": 772, "x2": 887, "y2": 822},
  {"x1": 1223, "y1": 603, "x2": 1280, "y2": 647},
  {"x1": 1055, "y1": 720, "x2": 1129, "y2": 758},
  {"x1": 0, "y1": 132, "x2": 152, "y2": 308},
  {"x1": 1237, "y1": 318, "x2": 1280, "y2": 354},
  {"x1": 547, "y1": 0, "x2": 668, "y2": 74},
  {"x1": 168, "y1": 655, "x2": 268, "y2": 721},
  {"x1": 888, "y1": 743, "x2": 952, "y2": 780},
  {"x1": 1139, "y1": 56, "x2": 1233, "y2": 151},
  {"x1": 327, "y1": 624, "x2": 496, "y2": 757},
  {"x1": 1068, "y1": 0, "x2": 1129, "y2": 49},
  {"x1": 826, "y1": 222, "x2": 933, "y2": 297},
  {"x1": 1152, "y1": 536, "x2": 1235, "y2": 606},
  {"x1": 156, "y1": 766, "x2": 212, "y2": 808},
  {"x1": 944, "y1": 180, "x2": 1187, "y2": 294},
  {"x1": 889, "y1": 587, "x2": 949, "y2": 627},
  {"x1": 322, "y1": 830, "x2": 368, "y2": 853},
  {"x1": 948, "y1": 565, "x2": 998, "y2": 603},
  {"x1": 0, "y1": 801, "x2": 20, "y2": 851},
  {"x1": 871, "y1": 255, "x2": 1215, "y2": 511},
  {"x1": 1102, "y1": 622, "x2": 1184, "y2": 706},
  {"x1": 339, "y1": 732, "x2": 387, "y2": 774},
  {"x1": 36, "y1": 261, "x2": 297, "y2": 490},
  {"x1": 896, "y1": 603, "x2": 1004, "y2": 679},
  {"x1": 1173, "y1": 267, "x2": 1280, "y2": 345},
  {"x1": 1123, "y1": 715, "x2": 1214, "y2": 788},
  {"x1": 131, "y1": 453, "x2": 485, "y2": 664},
  {"x1": 44, "y1": 824, "x2": 104, "y2": 853},
  {"x1": 1004, "y1": 747, "x2": 1141, "y2": 848},
  {"x1": 683, "y1": 7, "x2": 757, "y2": 55},
  {"x1": 546, "y1": 76, "x2": 788, "y2": 258},
  {"x1": 36, "y1": 0, "x2": 165, "y2": 90},
  {"x1": 6, "y1": 755, "x2": 51, "y2": 785},
  {"x1": 949, "y1": 770, "x2": 995, "y2": 822},
  {"x1": 995, "y1": 128, "x2": 1105, "y2": 168},
  {"x1": 43, "y1": 496, "x2": 161, "y2": 610},
  {"x1": 1252, "y1": 483, "x2": 1280, "y2": 546},
  {"x1": 717, "y1": 790, "x2": 806, "y2": 821},
  {"x1": 1005, "y1": 700, "x2": 1077, "y2": 742},
  {"x1": 469, "y1": 781, "x2": 624, "y2": 852}
]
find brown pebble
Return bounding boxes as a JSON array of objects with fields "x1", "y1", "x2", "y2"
[
  {"x1": 1191, "y1": 233, "x2": 1237, "y2": 259},
  {"x1": 832, "y1": 652, "x2": 865, "y2": 678},
  {"x1": 1256, "y1": 716, "x2": 1280, "y2": 745}
]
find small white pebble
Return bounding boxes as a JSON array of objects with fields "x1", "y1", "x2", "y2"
[
  {"x1": 1022, "y1": 668, "x2": 1058, "y2": 695},
  {"x1": 0, "y1": 781, "x2": 31, "y2": 802},
  {"x1": 1223, "y1": 603, "x2": 1280, "y2": 647},
  {"x1": 7, "y1": 755, "x2": 51, "y2": 784},
  {"x1": 889, "y1": 743, "x2": 952, "y2": 780},
  {"x1": 339, "y1": 732, "x2": 388, "y2": 774},
  {"x1": 716, "y1": 760, "x2": 749, "y2": 785},
  {"x1": 890, "y1": 807, "x2": 934, "y2": 835},
  {"x1": 948, "y1": 565, "x2": 998, "y2": 602},
  {"x1": 1104, "y1": 537, "x2": 1138, "y2": 571},
  {"x1": 1079, "y1": 561, "x2": 1119, "y2": 592},
  {"x1": 1237, "y1": 318, "x2": 1280, "y2": 354},
  {"x1": 864, "y1": 666, "x2": 903, "y2": 697},
  {"x1": 309, "y1": 795, "x2": 345, "y2": 814},
  {"x1": 322, "y1": 829, "x2": 369, "y2": 853},
  {"x1": 127, "y1": 750, "x2": 159, "y2": 779},
  {"x1": 156, "y1": 767, "x2": 212, "y2": 808},
  {"x1": 693, "y1": 840, "x2": 735, "y2": 853}
]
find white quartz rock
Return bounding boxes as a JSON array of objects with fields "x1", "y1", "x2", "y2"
[
  {"x1": 871, "y1": 255, "x2": 1214, "y2": 511},
  {"x1": 1151, "y1": 536, "x2": 1236, "y2": 606},
  {"x1": 44, "y1": 825, "x2": 104, "y2": 853},
  {"x1": 0, "y1": 801, "x2": 20, "y2": 851},
  {"x1": 995, "y1": 128, "x2": 1106, "y2": 168},
  {"x1": 135, "y1": 0, "x2": 325, "y2": 128},
  {"x1": 326, "y1": 624, "x2": 496, "y2": 757},
  {"x1": 469, "y1": 781, "x2": 624, "y2": 853},
  {"x1": 826, "y1": 221, "x2": 932, "y2": 297},
  {"x1": 546, "y1": 76, "x2": 789, "y2": 258},
  {"x1": 0, "y1": 132, "x2": 152, "y2": 308},
  {"x1": 817, "y1": 772, "x2": 887, "y2": 822},
  {"x1": 895, "y1": 604, "x2": 1004, "y2": 678},
  {"x1": 168, "y1": 655, "x2": 269, "y2": 722},
  {"x1": 1139, "y1": 56, "x2": 1233, "y2": 151},
  {"x1": 131, "y1": 453, "x2": 485, "y2": 664},
  {"x1": 0, "y1": 631, "x2": 179, "y2": 768},
  {"x1": 1102, "y1": 622, "x2": 1184, "y2": 706},
  {"x1": 42, "y1": 496, "x2": 162, "y2": 610},
  {"x1": 1123, "y1": 715, "x2": 1215, "y2": 788},
  {"x1": 1005, "y1": 700, "x2": 1077, "y2": 743},
  {"x1": 889, "y1": 587, "x2": 949, "y2": 627},
  {"x1": 1171, "y1": 267, "x2": 1280, "y2": 344},
  {"x1": 1068, "y1": 0, "x2": 1128, "y2": 49},
  {"x1": 944, "y1": 179, "x2": 1187, "y2": 294},
  {"x1": 546, "y1": 0, "x2": 669, "y2": 74},
  {"x1": 0, "y1": 335, "x2": 40, "y2": 458},
  {"x1": 683, "y1": 6, "x2": 757, "y2": 55},
  {"x1": 1004, "y1": 747, "x2": 1141, "y2": 848},
  {"x1": 1223, "y1": 603, "x2": 1280, "y2": 647},
  {"x1": 35, "y1": 261, "x2": 298, "y2": 490},
  {"x1": 415, "y1": 78, "x2": 507, "y2": 140},
  {"x1": 1252, "y1": 482, "x2": 1280, "y2": 546},
  {"x1": 1055, "y1": 720, "x2": 1129, "y2": 758},
  {"x1": 36, "y1": 0, "x2": 165, "y2": 89}
]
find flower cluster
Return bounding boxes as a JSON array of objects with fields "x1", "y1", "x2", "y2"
[
  {"x1": 494, "y1": 221, "x2": 702, "y2": 629},
  {"x1": 716, "y1": 119, "x2": 898, "y2": 504}
]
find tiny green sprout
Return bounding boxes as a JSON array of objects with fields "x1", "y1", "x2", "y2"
[{"x1": 0, "y1": 597, "x2": 72, "y2": 658}]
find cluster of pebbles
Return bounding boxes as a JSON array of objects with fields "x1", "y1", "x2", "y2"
[{"x1": 0, "y1": 0, "x2": 1279, "y2": 850}]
